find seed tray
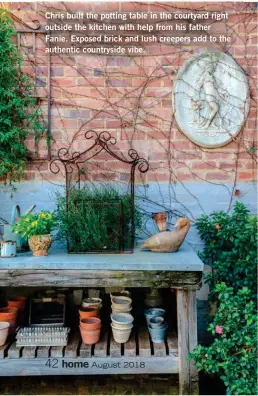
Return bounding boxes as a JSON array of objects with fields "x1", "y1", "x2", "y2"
[{"x1": 16, "y1": 326, "x2": 70, "y2": 347}]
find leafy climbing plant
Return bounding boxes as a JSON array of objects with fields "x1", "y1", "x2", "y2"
[
  {"x1": 0, "y1": 8, "x2": 45, "y2": 184},
  {"x1": 195, "y1": 201, "x2": 257, "y2": 296},
  {"x1": 189, "y1": 203, "x2": 258, "y2": 395},
  {"x1": 189, "y1": 283, "x2": 257, "y2": 396}
]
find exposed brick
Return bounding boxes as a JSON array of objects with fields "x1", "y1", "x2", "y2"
[
  {"x1": 238, "y1": 171, "x2": 257, "y2": 180},
  {"x1": 205, "y1": 172, "x2": 232, "y2": 181},
  {"x1": 52, "y1": 118, "x2": 77, "y2": 129},
  {"x1": 191, "y1": 161, "x2": 217, "y2": 170},
  {"x1": 2, "y1": 2, "x2": 255, "y2": 188},
  {"x1": 94, "y1": 2, "x2": 120, "y2": 12},
  {"x1": 218, "y1": 162, "x2": 237, "y2": 170},
  {"x1": 121, "y1": 130, "x2": 146, "y2": 140},
  {"x1": 51, "y1": 67, "x2": 64, "y2": 76}
]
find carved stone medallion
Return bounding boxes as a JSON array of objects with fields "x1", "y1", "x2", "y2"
[{"x1": 172, "y1": 51, "x2": 250, "y2": 148}]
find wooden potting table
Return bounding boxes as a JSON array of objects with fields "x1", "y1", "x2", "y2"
[{"x1": 0, "y1": 243, "x2": 203, "y2": 395}]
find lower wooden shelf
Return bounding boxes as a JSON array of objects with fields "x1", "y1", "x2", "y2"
[{"x1": 0, "y1": 325, "x2": 178, "y2": 376}]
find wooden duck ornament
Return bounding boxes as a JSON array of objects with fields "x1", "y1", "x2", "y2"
[{"x1": 140, "y1": 217, "x2": 190, "y2": 253}]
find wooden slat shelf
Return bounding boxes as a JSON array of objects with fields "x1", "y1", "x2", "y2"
[
  {"x1": 0, "y1": 325, "x2": 178, "y2": 376},
  {"x1": 0, "y1": 244, "x2": 203, "y2": 394}
]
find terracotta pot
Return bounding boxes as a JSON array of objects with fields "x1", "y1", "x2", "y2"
[
  {"x1": 16, "y1": 296, "x2": 27, "y2": 302},
  {"x1": 8, "y1": 299, "x2": 24, "y2": 310},
  {"x1": 111, "y1": 324, "x2": 133, "y2": 343},
  {"x1": 111, "y1": 313, "x2": 134, "y2": 329},
  {"x1": 0, "y1": 322, "x2": 10, "y2": 346},
  {"x1": 80, "y1": 326, "x2": 101, "y2": 345},
  {"x1": 28, "y1": 234, "x2": 52, "y2": 256},
  {"x1": 0, "y1": 307, "x2": 18, "y2": 334},
  {"x1": 152, "y1": 212, "x2": 167, "y2": 232},
  {"x1": 80, "y1": 317, "x2": 102, "y2": 331},
  {"x1": 8, "y1": 297, "x2": 26, "y2": 325},
  {"x1": 79, "y1": 307, "x2": 98, "y2": 320}
]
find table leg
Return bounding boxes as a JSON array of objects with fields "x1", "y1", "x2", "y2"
[{"x1": 177, "y1": 289, "x2": 199, "y2": 395}]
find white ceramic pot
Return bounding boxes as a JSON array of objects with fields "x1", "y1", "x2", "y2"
[
  {"x1": 1, "y1": 241, "x2": 16, "y2": 258},
  {"x1": 111, "y1": 313, "x2": 134, "y2": 329},
  {"x1": 111, "y1": 296, "x2": 132, "y2": 311},
  {"x1": 111, "y1": 305, "x2": 132, "y2": 314},
  {"x1": 0, "y1": 322, "x2": 10, "y2": 346},
  {"x1": 111, "y1": 323, "x2": 133, "y2": 343},
  {"x1": 82, "y1": 298, "x2": 102, "y2": 310}
]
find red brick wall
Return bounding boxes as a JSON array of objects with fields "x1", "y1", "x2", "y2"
[{"x1": 6, "y1": 1, "x2": 258, "y2": 184}]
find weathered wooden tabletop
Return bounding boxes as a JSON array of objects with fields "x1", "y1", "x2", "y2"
[{"x1": 0, "y1": 243, "x2": 203, "y2": 289}]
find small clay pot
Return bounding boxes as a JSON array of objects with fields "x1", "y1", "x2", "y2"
[
  {"x1": 16, "y1": 296, "x2": 27, "y2": 302},
  {"x1": 152, "y1": 212, "x2": 167, "y2": 232},
  {"x1": 79, "y1": 307, "x2": 98, "y2": 320},
  {"x1": 80, "y1": 317, "x2": 102, "y2": 331},
  {"x1": 111, "y1": 324, "x2": 133, "y2": 343},
  {"x1": 80, "y1": 326, "x2": 101, "y2": 345},
  {"x1": 9, "y1": 296, "x2": 27, "y2": 325},
  {"x1": 111, "y1": 313, "x2": 134, "y2": 329},
  {"x1": 111, "y1": 296, "x2": 132, "y2": 311},
  {"x1": 0, "y1": 307, "x2": 18, "y2": 334},
  {"x1": 0, "y1": 322, "x2": 10, "y2": 346},
  {"x1": 8, "y1": 298, "x2": 26, "y2": 310},
  {"x1": 149, "y1": 316, "x2": 165, "y2": 328},
  {"x1": 82, "y1": 298, "x2": 102, "y2": 310},
  {"x1": 28, "y1": 234, "x2": 52, "y2": 256}
]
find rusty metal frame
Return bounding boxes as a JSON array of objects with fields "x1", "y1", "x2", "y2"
[{"x1": 50, "y1": 130, "x2": 149, "y2": 253}]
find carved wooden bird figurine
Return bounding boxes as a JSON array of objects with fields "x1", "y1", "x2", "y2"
[{"x1": 140, "y1": 217, "x2": 190, "y2": 253}]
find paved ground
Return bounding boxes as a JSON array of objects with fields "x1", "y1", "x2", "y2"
[{"x1": 0, "y1": 374, "x2": 225, "y2": 395}]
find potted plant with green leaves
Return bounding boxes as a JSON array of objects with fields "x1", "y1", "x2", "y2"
[{"x1": 13, "y1": 211, "x2": 56, "y2": 256}]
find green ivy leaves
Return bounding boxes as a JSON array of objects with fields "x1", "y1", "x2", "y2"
[{"x1": 0, "y1": 9, "x2": 45, "y2": 184}]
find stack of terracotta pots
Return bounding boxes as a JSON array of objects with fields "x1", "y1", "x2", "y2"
[
  {"x1": 79, "y1": 297, "x2": 103, "y2": 344},
  {"x1": 0, "y1": 295, "x2": 27, "y2": 342},
  {"x1": 0, "y1": 307, "x2": 18, "y2": 335},
  {"x1": 80, "y1": 317, "x2": 102, "y2": 344},
  {"x1": 111, "y1": 313, "x2": 134, "y2": 343}
]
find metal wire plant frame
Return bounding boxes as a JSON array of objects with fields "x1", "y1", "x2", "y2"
[{"x1": 50, "y1": 130, "x2": 149, "y2": 253}]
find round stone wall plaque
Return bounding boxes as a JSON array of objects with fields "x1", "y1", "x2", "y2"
[{"x1": 172, "y1": 51, "x2": 250, "y2": 148}]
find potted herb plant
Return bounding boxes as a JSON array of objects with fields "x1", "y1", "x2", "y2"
[
  {"x1": 55, "y1": 185, "x2": 143, "y2": 253},
  {"x1": 13, "y1": 211, "x2": 56, "y2": 256}
]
